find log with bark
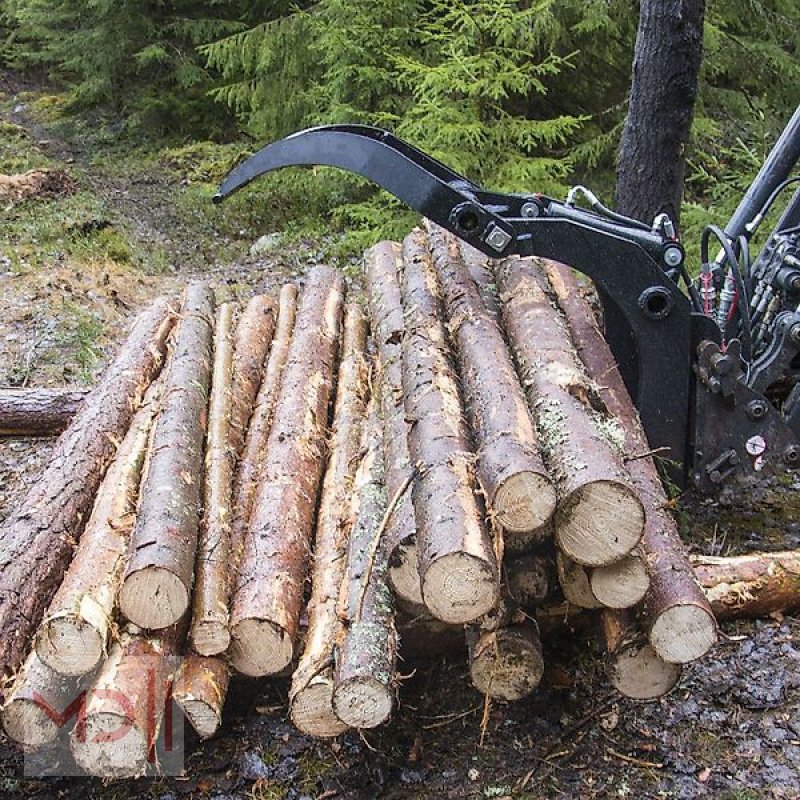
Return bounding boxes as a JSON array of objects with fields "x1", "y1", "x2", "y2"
[
  {"x1": 228, "y1": 294, "x2": 277, "y2": 461},
  {"x1": 693, "y1": 550, "x2": 800, "y2": 621},
  {"x1": 542, "y1": 260, "x2": 717, "y2": 664},
  {"x1": 190, "y1": 302, "x2": 236, "y2": 655},
  {"x1": 426, "y1": 223, "x2": 556, "y2": 535},
  {"x1": 0, "y1": 388, "x2": 86, "y2": 437},
  {"x1": 229, "y1": 267, "x2": 344, "y2": 677},
  {"x1": 230, "y1": 284, "x2": 298, "y2": 565},
  {"x1": 602, "y1": 608, "x2": 682, "y2": 700},
  {"x1": 1, "y1": 651, "x2": 85, "y2": 748},
  {"x1": 70, "y1": 621, "x2": 185, "y2": 777},
  {"x1": 496, "y1": 256, "x2": 645, "y2": 567},
  {"x1": 333, "y1": 399, "x2": 397, "y2": 729},
  {"x1": 172, "y1": 654, "x2": 230, "y2": 740},
  {"x1": 364, "y1": 242, "x2": 421, "y2": 607},
  {"x1": 290, "y1": 303, "x2": 369, "y2": 738},
  {"x1": 35, "y1": 382, "x2": 162, "y2": 676},
  {"x1": 0, "y1": 298, "x2": 175, "y2": 690},
  {"x1": 401, "y1": 230, "x2": 499, "y2": 624},
  {"x1": 467, "y1": 621, "x2": 545, "y2": 701},
  {"x1": 119, "y1": 284, "x2": 215, "y2": 631}
]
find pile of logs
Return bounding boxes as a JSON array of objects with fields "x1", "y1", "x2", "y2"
[{"x1": 1, "y1": 225, "x2": 796, "y2": 777}]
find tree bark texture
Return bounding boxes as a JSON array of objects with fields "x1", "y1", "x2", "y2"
[
  {"x1": 496, "y1": 257, "x2": 644, "y2": 567},
  {"x1": 70, "y1": 621, "x2": 186, "y2": 778},
  {"x1": 228, "y1": 294, "x2": 277, "y2": 461},
  {"x1": 120, "y1": 284, "x2": 214, "y2": 631},
  {"x1": 542, "y1": 260, "x2": 717, "y2": 664},
  {"x1": 333, "y1": 399, "x2": 397, "y2": 730},
  {"x1": 190, "y1": 303, "x2": 236, "y2": 656},
  {"x1": 173, "y1": 654, "x2": 230, "y2": 740},
  {"x1": 364, "y1": 242, "x2": 421, "y2": 606},
  {"x1": 35, "y1": 382, "x2": 162, "y2": 677},
  {"x1": 426, "y1": 223, "x2": 556, "y2": 535},
  {"x1": 693, "y1": 551, "x2": 800, "y2": 621},
  {"x1": 230, "y1": 284, "x2": 298, "y2": 564},
  {"x1": 229, "y1": 267, "x2": 344, "y2": 677},
  {"x1": 289, "y1": 303, "x2": 369, "y2": 738},
  {"x1": 401, "y1": 230, "x2": 499, "y2": 624},
  {"x1": 615, "y1": 0, "x2": 706, "y2": 225},
  {"x1": 0, "y1": 298, "x2": 175, "y2": 691},
  {"x1": 0, "y1": 388, "x2": 86, "y2": 437}
]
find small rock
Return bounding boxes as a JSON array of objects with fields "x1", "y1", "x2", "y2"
[{"x1": 250, "y1": 232, "x2": 284, "y2": 256}]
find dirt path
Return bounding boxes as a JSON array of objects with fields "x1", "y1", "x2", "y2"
[{"x1": 1, "y1": 78, "x2": 799, "y2": 800}]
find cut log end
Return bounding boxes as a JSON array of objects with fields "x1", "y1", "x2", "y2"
[
  {"x1": 118, "y1": 568, "x2": 189, "y2": 630},
  {"x1": 229, "y1": 618, "x2": 293, "y2": 677},
  {"x1": 179, "y1": 697, "x2": 222, "y2": 740},
  {"x1": 291, "y1": 676, "x2": 349, "y2": 738},
  {"x1": 422, "y1": 553, "x2": 499, "y2": 624},
  {"x1": 333, "y1": 677, "x2": 394, "y2": 730},
  {"x1": 190, "y1": 621, "x2": 231, "y2": 657},
  {"x1": 649, "y1": 603, "x2": 718, "y2": 664},
  {"x1": 36, "y1": 616, "x2": 104, "y2": 676},
  {"x1": 556, "y1": 481, "x2": 644, "y2": 567},
  {"x1": 608, "y1": 642, "x2": 683, "y2": 700},
  {"x1": 2, "y1": 697, "x2": 60, "y2": 749},
  {"x1": 493, "y1": 471, "x2": 557, "y2": 533},
  {"x1": 590, "y1": 555, "x2": 650, "y2": 609},
  {"x1": 72, "y1": 711, "x2": 148, "y2": 778},
  {"x1": 469, "y1": 624, "x2": 544, "y2": 701}
]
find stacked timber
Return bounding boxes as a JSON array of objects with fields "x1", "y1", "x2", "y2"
[{"x1": 6, "y1": 225, "x2": 789, "y2": 778}]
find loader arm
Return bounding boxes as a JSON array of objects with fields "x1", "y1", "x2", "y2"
[{"x1": 216, "y1": 123, "x2": 800, "y2": 491}]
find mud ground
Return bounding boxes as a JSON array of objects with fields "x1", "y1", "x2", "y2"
[{"x1": 1, "y1": 73, "x2": 799, "y2": 799}]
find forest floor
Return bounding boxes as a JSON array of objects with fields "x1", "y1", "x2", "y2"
[{"x1": 1, "y1": 73, "x2": 799, "y2": 800}]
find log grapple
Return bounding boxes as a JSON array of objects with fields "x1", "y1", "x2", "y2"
[{"x1": 215, "y1": 106, "x2": 800, "y2": 492}]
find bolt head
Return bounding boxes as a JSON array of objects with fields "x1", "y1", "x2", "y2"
[
  {"x1": 520, "y1": 202, "x2": 539, "y2": 219},
  {"x1": 784, "y1": 445, "x2": 800, "y2": 465},
  {"x1": 485, "y1": 225, "x2": 512, "y2": 253},
  {"x1": 663, "y1": 245, "x2": 684, "y2": 268}
]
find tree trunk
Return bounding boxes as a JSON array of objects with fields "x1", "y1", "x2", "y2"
[
  {"x1": 229, "y1": 267, "x2": 344, "y2": 677},
  {"x1": 120, "y1": 284, "x2": 215, "y2": 631},
  {"x1": 0, "y1": 388, "x2": 86, "y2": 437},
  {"x1": 590, "y1": 552, "x2": 650, "y2": 610},
  {"x1": 190, "y1": 303, "x2": 236, "y2": 656},
  {"x1": 693, "y1": 551, "x2": 800, "y2": 620},
  {"x1": 1, "y1": 651, "x2": 85, "y2": 748},
  {"x1": 602, "y1": 609, "x2": 682, "y2": 700},
  {"x1": 615, "y1": 0, "x2": 706, "y2": 225},
  {"x1": 173, "y1": 655, "x2": 230, "y2": 740},
  {"x1": 0, "y1": 298, "x2": 175, "y2": 690},
  {"x1": 467, "y1": 622, "x2": 545, "y2": 701},
  {"x1": 364, "y1": 242, "x2": 421, "y2": 607},
  {"x1": 426, "y1": 223, "x2": 556, "y2": 535},
  {"x1": 35, "y1": 381, "x2": 162, "y2": 676},
  {"x1": 456, "y1": 237, "x2": 502, "y2": 320},
  {"x1": 290, "y1": 303, "x2": 369, "y2": 738},
  {"x1": 496, "y1": 257, "x2": 644, "y2": 567},
  {"x1": 228, "y1": 294, "x2": 277, "y2": 461},
  {"x1": 333, "y1": 399, "x2": 397, "y2": 730},
  {"x1": 70, "y1": 621, "x2": 185, "y2": 778},
  {"x1": 401, "y1": 230, "x2": 499, "y2": 624},
  {"x1": 230, "y1": 284, "x2": 298, "y2": 564},
  {"x1": 543, "y1": 260, "x2": 717, "y2": 664}
]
